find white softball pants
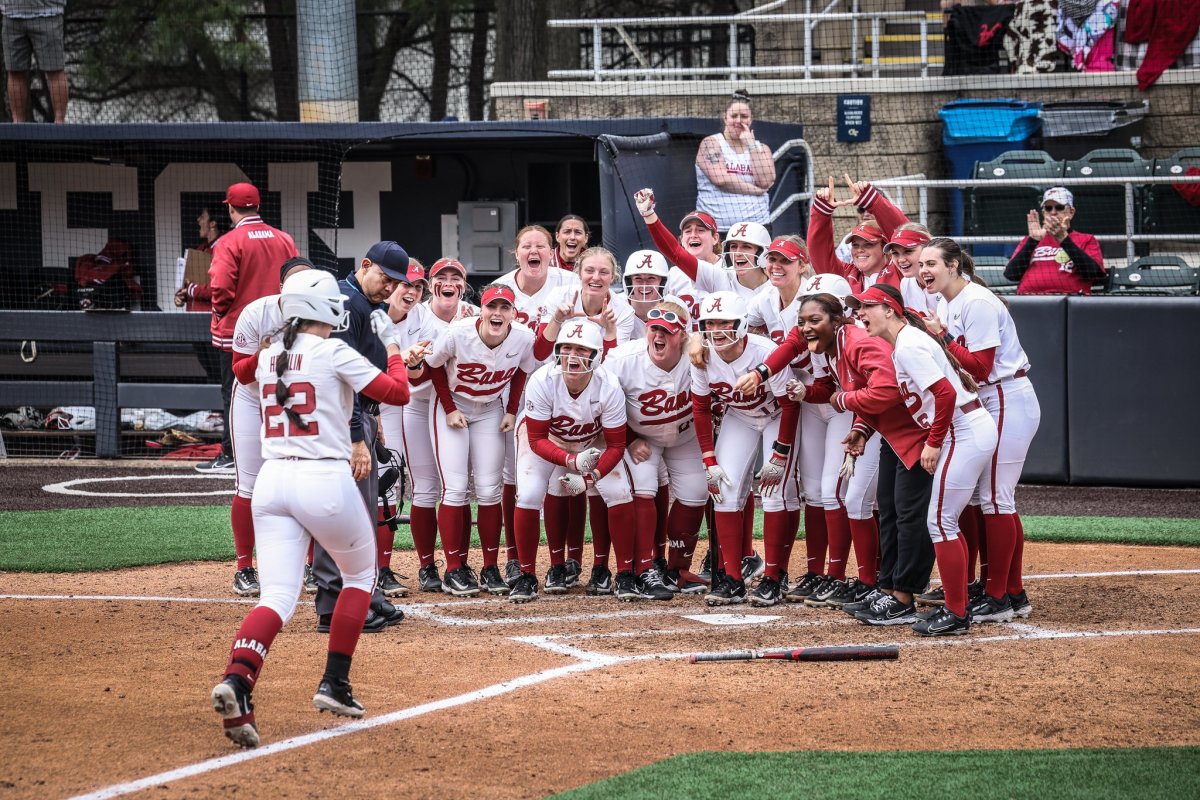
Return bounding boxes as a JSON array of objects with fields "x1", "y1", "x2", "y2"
[
  {"x1": 975, "y1": 377, "x2": 1041, "y2": 515},
  {"x1": 431, "y1": 397, "x2": 507, "y2": 506},
  {"x1": 713, "y1": 412, "x2": 801, "y2": 513},
  {"x1": 928, "y1": 408, "x2": 999, "y2": 543},
  {"x1": 514, "y1": 421, "x2": 634, "y2": 510},
  {"x1": 626, "y1": 435, "x2": 709, "y2": 507}
]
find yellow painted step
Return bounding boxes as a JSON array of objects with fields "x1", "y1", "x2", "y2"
[
  {"x1": 862, "y1": 55, "x2": 945, "y2": 65},
  {"x1": 865, "y1": 34, "x2": 934, "y2": 43}
]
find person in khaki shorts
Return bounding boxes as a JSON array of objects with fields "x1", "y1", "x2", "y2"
[{"x1": 3, "y1": 0, "x2": 68, "y2": 123}]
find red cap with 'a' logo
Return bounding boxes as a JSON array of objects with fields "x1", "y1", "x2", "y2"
[
  {"x1": 765, "y1": 238, "x2": 808, "y2": 262},
  {"x1": 884, "y1": 228, "x2": 931, "y2": 253},
  {"x1": 481, "y1": 285, "x2": 516, "y2": 306},
  {"x1": 680, "y1": 210, "x2": 718, "y2": 234}
]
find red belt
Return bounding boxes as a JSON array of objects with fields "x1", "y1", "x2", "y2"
[
  {"x1": 959, "y1": 399, "x2": 982, "y2": 414},
  {"x1": 983, "y1": 368, "x2": 1028, "y2": 386}
]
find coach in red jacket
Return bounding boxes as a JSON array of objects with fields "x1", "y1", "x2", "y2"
[{"x1": 198, "y1": 182, "x2": 299, "y2": 473}]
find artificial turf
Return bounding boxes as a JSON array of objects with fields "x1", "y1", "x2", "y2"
[{"x1": 0, "y1": 505, "x2": 1197, "y2": 572}]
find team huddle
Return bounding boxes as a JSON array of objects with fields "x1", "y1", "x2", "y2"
[{"x1": 211, "y1": 176, "x2": 1040, "y2": 748}]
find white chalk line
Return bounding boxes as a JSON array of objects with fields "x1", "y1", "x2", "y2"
[{"x1": 42, "y1": 473, "x2": 235, "y2": 498}]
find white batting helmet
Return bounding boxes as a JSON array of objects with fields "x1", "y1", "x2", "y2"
[
  {"x1": 798, "y1": 273, "x2": 854, "y2": 301},
  {"x1": 554, "y1": 319, "x2": 604, "y2": 373},
  {"x1": 697, "y1": 291, "x2": 748, "y2": 350},
  {"x1": 722, "y1": 221, "x2": 772, "y2": 273},
  {"x1": 280, "y1": 270, "x2": 348, "y2": 331},
  {"x1": 623, "y1": 250, "x2": 669, "y2": 300}
]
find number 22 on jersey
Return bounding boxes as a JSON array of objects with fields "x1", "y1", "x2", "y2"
[{"x1": 262, "y1": 382, "x2": 320, "y2": 437}]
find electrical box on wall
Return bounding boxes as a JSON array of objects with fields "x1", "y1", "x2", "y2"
[{"x1": 457, "y1": 201, "x2": 518, "y2": 275}]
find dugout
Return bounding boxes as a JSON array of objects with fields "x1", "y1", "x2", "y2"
[{"x1": 0, "y1": 118, "x2": 807, "y2": 313}]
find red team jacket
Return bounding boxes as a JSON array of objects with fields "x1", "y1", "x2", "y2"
[
  {"x1": 208, "y1": 215, "x2": 299, "y2": 351},
  {"x1": 809, "y1": 184, "x2": 909, "y2": 293}
]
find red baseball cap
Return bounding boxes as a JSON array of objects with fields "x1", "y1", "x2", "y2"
[
  {"x1": 841, "y1": 224, "x2": 886, "y2": 248},
  {"x1": 646, "y1": 307, "x2": 686, "y2": 335},
  {"x1": 224, "y1": 182, "x2": 261, "y2": 209},
  {"x1": 680, "y1": 211, "x2": 718, "y2": 234},
  {"x1": 845, "y1": 285, "x2": 903, "y2": 316},
  {"x1": 481, "y1": 285, "x2": 516, "y2": 307},
  {"x1": 406, "y1": 261, "x2": 427, "y2": 284},
  {"x1": 884, "y1": 228, "x2": 932, "y2": 253},
  {"x1": 765, "y1": 238, "x2": 808, "y2": 262},
  {"x1": 430, "y1": 258, "x2": 466, "y2": 278}
]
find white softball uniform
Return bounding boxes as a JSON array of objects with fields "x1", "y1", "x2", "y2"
[
  {"x1": 495, "y1": 267, "x2": 581, "y2": 333},
  {"x1": 901, "y1": 277, "x2": 940, "y2": 317},
  {"x1": 891, "y1": 325, "x2": 998, "y2": 542},
  {"x1": 426, "y1": 318, "x2": 539, "y2": 506},
  {"x1": 515, "y1": 363, "x2": 633, "y2": 509},
  {"x1": 684, "y1": 258, "x2": 768, "y2": 305},
  {"x1": 251, "y1": 335, "x2": 385, "y2": 621},
  {"x1": 230, "y1": 294, "x2": 284, "y2": 498},
  {"x1": 746, "y1": 285, "x2": 814, "y2": 376},
  {"x1": 607, "y1": 340, "x2": 707, "y2": 506},
  {"x1": 936, "y1": 281, "x2": 1040, "y2": 515},
  {"x1": 542, "y1": 287, "x2": 637, "y2": 350},
  {"x1": 693, "y1": 334, "x2": 801, "y2": 513}
]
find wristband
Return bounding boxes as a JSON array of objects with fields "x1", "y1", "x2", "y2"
[
  {"x1": 771, "y1": 441, "x2": 791, "y2": 458},
  {"x1": 942, "y1": 331, "x2": 954, "y2": 345},
  {"x1": 754, "y1": 363, "x2": 771, "y2": 382},
  {"x1": 702, "y1": 454, "x2": 718, "y2": 468}
]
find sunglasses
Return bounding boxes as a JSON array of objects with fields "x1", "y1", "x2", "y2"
[
  {"x1": 1042, "y1": 203, "x2": 1067, "y2": 212},
  {"x1": 646, "y1": 308, "x2": 684, "y2": 325}
]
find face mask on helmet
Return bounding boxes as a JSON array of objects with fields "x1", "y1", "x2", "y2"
[
  {"x1": 553, "y1": 320, "x2": 604, "y2": 374},
  {"x1": 721, "y1": 222, "x2": 772, "y2": 273},
  {"x1": 697, "y1": 291, "x2": 748, "y2": 351},
  {"x1": 623, "y1": 250, "x2": 670, "y2": 301}
]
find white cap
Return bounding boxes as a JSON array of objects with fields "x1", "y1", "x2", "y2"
[{"x1": 1042, "y1": 187, "x2": 1074, "y2": 208}]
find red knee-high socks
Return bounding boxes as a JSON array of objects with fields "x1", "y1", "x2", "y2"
[
  {"x1": 566, "y1": 493, "x2": 587, "y2": 565},
  {"x1": 502, "y1": 483, "x2": 518, "y2": 563},
  {"x1": 803, "y1": 504, "x2": 828, "y2": 576},
  {"x1": 761, "y1": 510, "x2": 793, "y2": 580},
  {"x1": 666, "y1": 502, "x2": 705, "y2": 571},
  {"x1": 1009, "y1": 514, "x2": 1026, "y2": 595},
  {"x1": 513, "y1": 507, "x2": 541, "y2": 575},
  {"x1": 461, "y1": 506, "x2": 473, "y2": 567},
  {"x1": 654, "y1": 487, "x2": 670, "y2": 561},
  {"x1": 633, "y1": 496, "x2": 658, "y2": 574},
  {"x1": 714, "y1": 511, "x2": 746, "y2": 579},
  {"x1": 742, "y1": 494, "x2": 756, "y2": 555},
  {"x1": 824, "y1": 507, "x2": 853, "y2": 581},
  {"x1": 959, "y1": 504, "x2": 981, "y2": 582},
  {"x1": 608, "y1": 501, "x2": 639, "y2": 574},
  {"x1": 224, "y1": 606, "x2": 283, "y2": 687},
  {"x1": 231, "y1": 495, "x2": 255, "y2": 571},
  {"x1": 439, "y1": 504, "x2": 467, "y2": 571},
  {"x1": 933, "y1": 539, "x2": 969, "y2": 618},
  {"x1": 410, "y1": 505, "x2": 438, "y2": 568},
  {"x1": 375, "y1": 506, "x2": 394, "y2": 570},
  {"x1": 782, "y1": 509, "x2": 801, "y2": 575},
  {"x1": 983, "y1": 512, "x2": 1019, "y2": 601},
  {"x1": 306, "y1": 539, "x2": 314, "y2": 566},
  {"x1": 848, "y1": 516, "x2": 880, "y2": 586},
  {"x1": 477, "y1": 503, "x2": 503, "y2": 568},
  {"x1": 327, "y1": 586, "x2": 372, "y2": 656},
  {"x1": 589, "y1": 495, "x2": 611, "y2": 567},
  {"x1": 543, "y1": 494, "x2": 570, "y2": 566}
]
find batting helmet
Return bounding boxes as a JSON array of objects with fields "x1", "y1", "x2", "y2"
[
  {"x1": 280, "y1": 270, "x2": 348, "y2": 331},
  {"x1": 554, "y1": 319, "x2": 604, "y2": 373}
]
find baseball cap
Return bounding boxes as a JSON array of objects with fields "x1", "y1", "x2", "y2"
[
  {"x1": 679, "y1": 210, "x2": 718, "y2": 234},
  {"x1": 430, "y1": 258, "x2": 466, "y2": 278},
  {"x1": 845, "y1": 285, "x2": 903, "y2": 316},
  {"x1": 884, "y1": 228, "x2": 932, "y2": 253},
  {"x1": 841, "y1": 224, "x2": 887, "y2": 248},
  {"x1": 223, "y1": 182, "x2": 261, "y2": 209},
  {"x1": 765, "y1": 238, "x2": 808, "y2": 262},
  {"x1": 364, "y1": 241, "x2": 411, "y2": 282},
  {"x1": 1042, "y1": 187, "x2": 1074, "y2": 208},
  {"x1": 405, "y1": 261, "x2": 427, "y2": 284},
  {"x1": 481, "y1": 285, "x2": 516, "y2": 307}
]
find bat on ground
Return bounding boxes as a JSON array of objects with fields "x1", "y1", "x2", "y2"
[{"x1": 689, "y1": 644, "x2": 899, "y2": 663}]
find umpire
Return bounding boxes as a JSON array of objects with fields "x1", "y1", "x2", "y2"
[{"x1": 313, "y1": 240, "x2": 414, "y2": 633}]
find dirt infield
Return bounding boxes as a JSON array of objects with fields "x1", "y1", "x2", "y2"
[{"x1": 2, "y1": 463, "x2": 1200, "y2": 799}]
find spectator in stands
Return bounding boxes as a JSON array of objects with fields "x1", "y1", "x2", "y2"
[
  {"x1": 174, "y1": 205, "x2": 228, "y2": 313},
  {"x1": 198, "y1": 182, "x2": 299, "y2": 474},
  {"x1": 1004, "y1": 187, "x2": 1106, "y2": 295},
  {"x1": 694, "y1": 89, "x2": 776, "y2": 231},
  {"x1": 2, "y1": 0, "x2": 68, "y2": 123}
]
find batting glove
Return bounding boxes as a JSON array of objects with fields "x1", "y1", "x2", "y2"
[
  {"x1": 370, "y1": 309, "x2": 397, "y2": 345},
  {"x1": 558, "y1": 472, "x2": 593, "y2": 497},
  {"x1": 785, "y1": 379, "x2": 806, "y2": 402},
  {"x1": 634, "y1": 188, "x2": 656, "y2": 218},
  {"x1": 839, "y1": 452, "x2": 857, "y2": 479},
  {"x1": 703, "y1": 456, "x2": 731, "y2": 504},
  {"x1": 569, "y1": 447, "x2": 603, "y2": 475},
  {"x1": 756, "y1": 445, "x2": 790, "y2": 496}
]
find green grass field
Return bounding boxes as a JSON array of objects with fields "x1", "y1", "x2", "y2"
[{"x1": 0, "y1": 504, "x2": 1197, "y2": 572}]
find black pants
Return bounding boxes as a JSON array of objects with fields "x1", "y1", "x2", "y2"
[
  {"x1": 218, "y1": 349, "x2": 234, "y2": 457},
  {"x1": 876, "y1": 441, "x2": 936, "y2": 595}
]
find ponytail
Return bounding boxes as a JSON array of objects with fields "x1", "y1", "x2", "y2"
[
  {"x1": 273, "y1": 317, "x2": 311, "y2": 432},
  {"x1": 925, "y1": 236, "x2": 1007, "y2": 306},
  {"x1": 901, "y1": 308, "x2": 980, "y2": 394}
]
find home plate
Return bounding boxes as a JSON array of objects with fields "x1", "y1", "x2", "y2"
[{"x1": 684, "y1": 613, "x2": 783, "y2": 626}]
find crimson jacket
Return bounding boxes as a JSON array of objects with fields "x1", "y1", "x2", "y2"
[
  {"x1": 808, "y1": 184, "x2": 909, "y2": 293},
  {"x1": 208, "y1": 215, "x2": 299, "y2": 351}
]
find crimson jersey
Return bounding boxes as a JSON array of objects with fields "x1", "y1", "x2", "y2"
[
  {"x1": 494, "y1": 268, "x2": 581, "y2": 332},
  {"x1": 255, "y1": 334, "x2": 381, "y2": 461},
  {"x1": 425, "y1": 317, "x2": 538, "y2": 406},
  {"x1": 208, "y1": 215, "x2": 299, "y2": 350},
  {"x1": 606, "y1": 340, "x2": 696, "y2": 448},
  {"x1": 1012, "y1": 231, "x2": 1104, "y2": 295},
  {"x1": 521, "y1": 363, "x2": 627, "y2": 449},
  {"x1": 692, "y1": 333, "x2": 792, "y2": 424}
]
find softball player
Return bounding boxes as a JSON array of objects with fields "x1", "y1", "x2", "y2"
[
  {"x1": 877, "y1": 224, "x2": 941, "y2": 316},
  {"x1": 607, "y1": 300, "x2": 709, "y2": 598},
  {"x1": 511, "y1": 321, "x2": 634, "y2": 603},
  {"x1": 550, "y1": 214, "x2": 590, "y2": 272},
  {"x1": 691, "y1": 291, "x2": 799, "y2": 607},
  {"x1": 536, "y1": 246, "x2": 636, "y2": 358},
  {"x1": 211, "y1": 269, "x2": 414, "y2": 748},
  {"x1": 848, "y1": 283, "x2": 998, "y2": 635},
  {"x1": 227, "y1": 257, "x2": 316, "y2": 597},
  {"x1": 809, "y1": 175, "x2": 910, "y2": 293},
  {"x1": 918, "y1": 238, "x2": 1040, "y2": 623},
  {"x1": 624, "y1": 250, "x2": 699, "y2": 337},
  {"x1": 379, "y1": 258, "x2": 477, "y2": 593},
  {"x1": 424, "y1": 284, "x2": 539, "y2": 596}
]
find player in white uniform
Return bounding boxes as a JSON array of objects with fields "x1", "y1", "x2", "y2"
[
  {"x1": 536, "y1": 246, "x2": 635, "y2": 358},
  {"x1": 607, "y1": 299, "x2": 710, "y2": 598},
  {"x1": 511, "y1": 321, "x2": 635, "y2": 603},
  {"x1": 918, "y1": 238, "x2": 1040, "y2": 623},
  {"x1": 421, "y1": 284, "x2": 539, "y2": 597},
  {"x1": 691, "y1": 291, "x2": 800, "y2": 607},
  {"x1": 849, "y1": 283, "x2": 998, "y2": 635},
  {"x1": 211, "y1": 270, "x2": 417, "y2": 748},
  {"x1": 227, "y1": 256, "x2": 316, "y2": 597},
  {"x1": 877, "y1": 224, "x2": 940, "y2": 316},
  {"x1": 380, "y1": 258, "x2": 477, "y2": 593}
]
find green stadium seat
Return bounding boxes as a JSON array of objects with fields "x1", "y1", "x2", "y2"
[
  {"x1": 1062, "y1": 149, "x2": 1153, "y2": 258},
  {"x1": 971, "y1": 256, "x2": 1018, "y2": 294},
  {"x1": 968, "y1": 150, "x2": 1065, "y2": 242},
  {"x1": 1108, "y1": 255, "x2": 1199, "y2": 296},
  {"x1": 1145, "y1": 147, "x2": 1200, "y2": 239}
]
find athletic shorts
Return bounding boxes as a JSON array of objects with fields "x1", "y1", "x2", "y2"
[{"x1": 3, "y1": 14, "x2": 65, "y2": 72}]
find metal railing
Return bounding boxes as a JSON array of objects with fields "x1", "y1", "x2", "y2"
[{"x1": 547, "y1": 5, "x2": 934, "y2": 81}]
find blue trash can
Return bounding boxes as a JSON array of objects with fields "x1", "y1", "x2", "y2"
[{"x1": 939, "y1": 99, "x2": 1042, "y2": 243}]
